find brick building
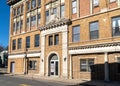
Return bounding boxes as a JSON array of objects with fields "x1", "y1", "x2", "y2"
[{"x1": 7, "y1": 0, "x2": 120, "y2": 81}]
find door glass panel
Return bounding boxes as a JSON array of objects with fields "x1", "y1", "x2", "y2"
[
  {"x1": 50, "y1": 61, "x2": 54, "y2": 75},
  {"x1": 55, "y1": 61, "x2": 58, "y2": 75}
]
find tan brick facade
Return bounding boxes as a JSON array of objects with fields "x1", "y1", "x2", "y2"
[{"x1": 7, "y1": 0, "x2": 120, "y2": 81}]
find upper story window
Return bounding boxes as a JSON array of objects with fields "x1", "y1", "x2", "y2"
[
  {"x1": 31, "y1": 15, "x2": 36, "y2": 26},
  {"x1": 13, "y1": 9, "x2": 16, "y2": 16},
  {"x1": 49, "y1": 35, "x2": 53, "y2": 46},
  {"x1": 38, "y1": 14, "x2": 41, "y2": 24},
  {"x1": 26, "y1": 36, "x2": 30, "y2": 48},
  {"x1": 54, "y1": 34, "x2": 59, "y2": 45},
  {"x1": 16, "y1": 21, "x2": 20, "y2": 30},
  {"x1": 60, "y1": 4, "x2": 65, "y2": 17},
  {"x1": 46, "y1": 10, "x2": 49, "y2": 22},
  {"x1": 20, "y1": 20, "x2": 23, "y2": 29},
  {"x1": 26, "y1": 18, "x2": 30, "y2": 27},
  {"x1": 72, "y1": 25, "x2": 80, "y2": 42},
  {"x1": 34, "y1": 34, "x2": 40, "y2": 47},
  {"x1": 117, "y1": 57, "x2": 120, "y2": 73},
  {"x1": 21, "y1": 5, "x2": 24, "y2": 14},
  {"x1": 112, "y1": 16, "x2": 120, "y2": 36},
  {"x1": 18, "y1": 38, "x2": 22, "y2": 49},
  {"x1": 90, "y1": 21, "x2": 99, "y2": 39},
  {"x1": 12, "y1": 39, "x2": 16, "y2": 50},
  {"x1": 53, "y1": 7, "x2": 57, "y2": 15},
  {"x1": 31, "y1": 0, "x2": 36, "y2": 9},
  {"x1": 80, "y1": 59, "x2": 95, "y2": 72},
  {"x1": 13, "y1": 23, "x2": 16, "y2": 32},
  {"x1": 17, "y1": 7, "x2": 20, "y2": 15},
  {"x1": 38, "y1": 0, "x2": 41, "y2": 7},
  {"x1": 93, "y1": 0, "x2": 99, "y2": 7},
  {"x1": 27, "y1": 2, "x2": 30, "y2": 11},
  {"x1": 72, "y1": 0, "x2": 77, "y2": 14}
]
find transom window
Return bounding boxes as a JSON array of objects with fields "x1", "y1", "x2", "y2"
[
  {"x1": 72, "y1": 0, "x2": 77, "y2": 14},
  {"x1": 112, "y1": 16, "x2": 120, "y2": 36},
  {"x1": 80, "y1": 59, "x2": 95, "y2": 72},
  {"x1": 72, "y1": 25, "x2": 80, "y2": 42},
  {"x1": 90, "y1": 21, "x2": 99, "y2": 39},
  {"x1": 38, "y1": 0, "x2": 41, "y2": 7}
]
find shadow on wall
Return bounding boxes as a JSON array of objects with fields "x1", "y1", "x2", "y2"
[{"x1": 67, "y1": 62, "x2": 120, "y2": 86}]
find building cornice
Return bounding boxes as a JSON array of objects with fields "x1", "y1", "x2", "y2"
[
  {"x1": 7, "y1": 0, "x2": 21, "y2": 6},
  {"x1": 69, "y1": 42, "x2": 120, "y2": 50},
  {"x1": 39, "y1": 18, "x2": 71, "y2": 31}
]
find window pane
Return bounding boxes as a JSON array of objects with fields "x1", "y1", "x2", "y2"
[
  {"x1": 38, "y1": 0, "x2": 41, "y2": 6},
  {"x1": 38, "y1": 14, "x2": 41, "y2": 24},
  {"x1": 80, "y1": 59, "x2": 87, "y2": 72},
  {"x1": 72, "y1": 25, "x2": 80, "y2": 42},
  {"x1": 88, "y1": 59, "x2": 95, "y2": 72},
  {"x1": 26, "y1": 36, "x2": 30, "y2": 48},
  {"x1": 46, "y1": 11, "x2": 49, "y2": 22},
  {"x1": 93, "y1": 0, "x2": 99, "y2": 6},
  {"x1": 112, "y1": 17, "x2": 120, "y2": 36},
  {"x1": 90, "y1": 21, "x2": 99, "y2": 39},
  {"x1": 60, "y1": 5, "x2": 65, "y2": 17},
  {"x1": 53, "y1": 8, "x2": 57, "y2": 15},
  {"x1": 32, "y1": 0, "x2": 36, "y2": 8},
  {"x1": 49, "y1": 36, "x2": 53, "y2": 46},
  {"x1": 35, "y1": 34, "x2": 40, "y2": 47},
  {"x1": 12, "y1": 40, "x2": 16, "y2": 50},
  {"x1": 18, "y1": 38, "x2": 22, "y2": 49},
  {"x1": 54, "y1": 34, "x2": 59, "y2": 45},
  {"x1": 72, "y1": 0, "x2": 77, "y2": 14}
]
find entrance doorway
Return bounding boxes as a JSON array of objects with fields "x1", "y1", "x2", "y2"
[
  {"x1": 10, "y1": 62, "x2": 15, "y2": 73},
  {"x1": 49, "y1": 54, "x2": 59, "y2": 76}
]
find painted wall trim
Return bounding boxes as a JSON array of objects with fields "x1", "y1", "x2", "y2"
[{"x1": 69, "y1": 46, "x2": 120, "y2": 55}]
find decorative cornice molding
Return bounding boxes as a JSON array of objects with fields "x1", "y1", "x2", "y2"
[
  {"x1": 39, "y1": 18, "x2": 71, "y2": 31},
  {"x1": 7, "y1": 0, "x2": 21, "y2": 6},
  {"x1": 69, "y1": 42, "x2": 120, "y2": 50}
]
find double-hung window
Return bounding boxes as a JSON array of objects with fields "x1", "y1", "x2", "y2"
[
  {"x1": 31, "y1": 15, "x2": 36, "y2": 26},
  {"x1": 72, "y1": 25, "x2": 80, "y2": 42},
  {"x1": 54, "y1": 34, "x2": 59, "y2": 45},
  {"x1": 49, "y1": 35, "x2": 53, "y2": 46},
  {"x1": 90, "y1": 21, "x2": 99, "y2": 39},
  {"x1": 18, "y1": 38, "x2": 22, "y2": 49},
  {"x1": 60, "y1": 5, "x2": 65, "y2": 17},
  {"x1": 34, "y1": 34, "x2": 40, "y2": 47},
  {"x1": 26, "y1": 36, "x2": 30, "y2": 48},
  {"x1": 29, "y1": 60, "x2": 37, "y2": 70},
  {"x1": 72, "y1": 0, "x2": 77, "y2": 14},
  {"x1": 38, "y1": 14, "x2": 41, "y2": 24},
  {"x1": 112, "y1": 16, "x2": 120, "y2": 36},
  {"x1": 32, "y1": 0, "x2": 36, "y2": 9},
  {"x1": 12, "y1": 39, "x2": 16, "y2": 50},
  {"x1": 80, "y1": 59, "x2": 95, "y2": 72},
  {"x1": 46, "y1": 10, "x2": 49, "y2": 22}
]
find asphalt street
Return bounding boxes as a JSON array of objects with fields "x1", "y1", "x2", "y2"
[{"x1": 0, "y1": 75, "x2": 68, "y2": 86}]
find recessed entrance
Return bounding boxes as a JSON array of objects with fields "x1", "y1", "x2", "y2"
[
  {"x1": 49, "y1": 54, "x2": 59, "y2": 76},
  {"x1": 10, "y1": 62, "x2": 15, "y2": 73}
]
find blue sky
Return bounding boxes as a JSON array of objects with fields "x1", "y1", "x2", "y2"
[{"x1": 0, "y1": 0, "x2": 10, "y2": 47}]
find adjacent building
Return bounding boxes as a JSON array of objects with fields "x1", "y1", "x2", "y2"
[{"x1": 7, "y1": 0, "x2": 120, "y2": 81}]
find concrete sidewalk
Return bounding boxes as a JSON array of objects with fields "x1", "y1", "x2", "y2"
[{"x1": 5, "y1": 74, "x2": 120, "y2": 86}]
